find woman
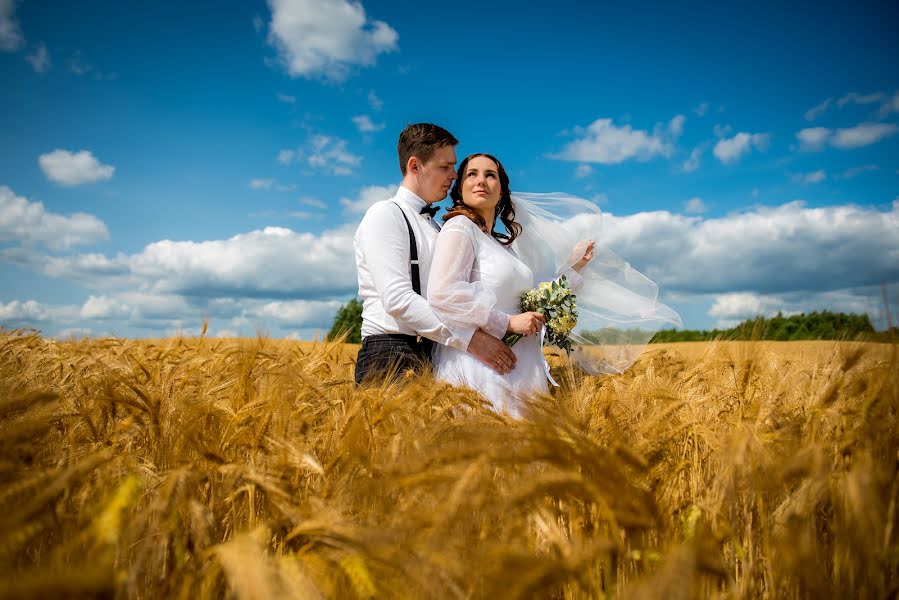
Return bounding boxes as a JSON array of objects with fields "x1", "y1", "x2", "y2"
[{"x1": 427, "y1": 153, "x2": 595, "y2": 415}]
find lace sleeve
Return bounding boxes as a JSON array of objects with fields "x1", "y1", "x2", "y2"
[{"x1": 427, "y1": 219, "x2": 509, "y2": 337}]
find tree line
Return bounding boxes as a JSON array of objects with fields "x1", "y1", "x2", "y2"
[{"x1": 328, "y1": 299, "x2": 895, "y2": 344}]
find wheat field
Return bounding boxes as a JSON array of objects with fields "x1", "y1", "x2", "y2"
[{"x1": 0, "y1": 329, "x2": 896, "y2": 599}]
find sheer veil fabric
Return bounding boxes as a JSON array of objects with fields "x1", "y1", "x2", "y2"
[{"x1": 509, "y1": 193, "x2": 683, "y2": 375}]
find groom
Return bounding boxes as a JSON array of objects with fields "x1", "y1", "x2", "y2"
[{"x1": 353, "y1": 123, "x2": 516, "y2": 384}]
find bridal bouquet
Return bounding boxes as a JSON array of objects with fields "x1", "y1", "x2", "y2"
[{"x1": 503, "y1": 275, "x2": 578, "y2": 353}]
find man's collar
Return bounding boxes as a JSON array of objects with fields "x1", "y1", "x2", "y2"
[{"x1": 396, "y1": 185, "x2": 428, "y2": 211}]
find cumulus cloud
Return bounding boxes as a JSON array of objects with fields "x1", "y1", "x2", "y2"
[
  {"x1": 246, "y1": 299, "x2": 344, "y2": 326},
  {"x1": 277, "y1": 149, "x2": 296, "y2": 165},
  {"x1": 595, "y1": 199, "x2": 899, "y2": 296},
  {"x1": 554, "y1": 116, "x2": 681, "y2": 164},
  {"x1": 798, "y1": 122, "x2": 899, "y2": 151},
  {"x1": 804, "y1": 97, "x2": 833, "y2": 121},
  {"x1": 299, "y1": 196, "x2": 327, "y2": 209},
  {"x1": 841, "y1": 164, "x2": 879, "y2": 179},
  {"x1": 0, "y1": 299, "x2": 80, "y2": 326},
  {"x1": 5, "y1": 224, "x2": 361, "y2": 301},
  {"x1": 683, "y1": 197, "x2": 707, "y2": 213},
  {"x1": 38, "y1": 149, "x2": 115, "y2": 186},
  {"x1": 707, "y1": 287, "x2": 892, "y2": 329},
  {"x1": 0, "y1": 185, "x2": 109, "y2": 249},
  {"x1": 276, "y1": 135, "x2": 361, "y2": 174},
  {"x1": 794, "y1": 170, "x2": 826, "y2": 184},
  {"x1": 340, "y1": 184, "x2": 398, "y2": 214},
  {"x1": 367, "y1": 90, "x2": 383, "y2": 111},
  {"x1": 682, "y1": 147, "x2": 702, "y2": 172},
  {"x1": 305, "y1": 134, "x2": 361, "y2": 175},
  {"x1": 352, "y1": 114, "x2": 385, "y2": 133},
  {"x1": 712, "y1": 132, "x2": 769, "y2": 164},
  {"x1": 797, "y1": 127, "x2": 831, "y2": 150},
  {"x1": 266, "y1": 0, "x2": 398, "y2": 81},
  {"x1": 832, "y1": 122, "x2": 899, "y2": 148},
  {"x1": 804, "y1": 91, "x2": 899, "y2": 121},
  {"x1": 249, "y1": 178, "x2": 275, "y2": 190},
  {"x1": 837, "y1": 91, "x2": 885, "y2": 108},
  {"x1": 0, "y1": 0, "x2": 24, "y2": 52},
  {"x1": 25, "y1": 42, "x2": 50, "y2": 73},
  {"x1": 574, "y1": 164, "x2": 593, "y2": 179},
  {"x1": 876, "y1": 91, "x2": 899, "y2": 118},
  {"x1": 693, "y1": 101, "x2": 709, "y2": 117}
]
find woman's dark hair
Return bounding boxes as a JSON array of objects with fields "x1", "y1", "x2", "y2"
[
  {"x1": 397, "y1": 123, "x2": 458, "y2": 175},
  {"x1": 444, "y1": 153, "x2": 522, "y2": 246}
]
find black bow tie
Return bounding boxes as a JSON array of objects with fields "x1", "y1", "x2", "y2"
[{"x1": 419, "y1": 204, "x2": 439, "y2": 218}]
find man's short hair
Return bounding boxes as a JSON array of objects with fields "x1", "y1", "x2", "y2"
[{"x1": 397, "y1": 123, "x2": 458, "y2": 175}]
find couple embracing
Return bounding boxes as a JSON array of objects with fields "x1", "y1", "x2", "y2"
[{"x1": 353, "y1": 123, "x2": 678, "y2": 417}]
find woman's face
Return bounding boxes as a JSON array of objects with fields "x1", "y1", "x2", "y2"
[{"x1": 460, "y1": 155, "x2": 502, "y2": 216}]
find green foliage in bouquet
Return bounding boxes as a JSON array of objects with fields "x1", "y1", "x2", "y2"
[{"x1": 503, "y1": 275, "x2": 578, "y2": 353}]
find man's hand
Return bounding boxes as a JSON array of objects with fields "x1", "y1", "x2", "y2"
[{"x1": 466, "y1": 329, "x2": 517, "y2": 374}]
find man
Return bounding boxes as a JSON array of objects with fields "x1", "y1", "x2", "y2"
[{"x1": 353, "y1": 123, "x2": 517, "y2": 384}]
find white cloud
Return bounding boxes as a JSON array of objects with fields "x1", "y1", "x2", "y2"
[
  {"x1": 352, "y1": 114, "x2": 385, "y2": 133},
  {"x1": 246, "y1": 299, "x2": 344, "y2": 326},
  {"x1": 794, "y1": 170, "x2": 826, "y2": 184},
  {"x1": 0, "y1": 185, "x2": 108, "y2": 249},
  {"x1": 682, "y1": 147, "x2": 702, "y2": 172},
  {"x1": 0, "y1": 0, "x2": 24, "y2": 52},
  {"x1": 574, "y1": 164, "x2": 593, "y2": 179},
  {"x1": 712, "y1": 132, "x2": 769, "y2": 164},
  {"x1": 277, "y1": 93, "x2": 296, "y2": 104},
  {"x1": 876, "y1": 91, "x2": 899, "y2": 118},
  {"x1": 804, "y1": 97, "x2": 833, "y2": 121},
  {"x1": 832, "y1": 122, "x2": 899, "y2": 148},
  {"x1": 276, "y1": 135, "x2": 361, "y2": 174},
  {"x1": 305, "y1": 134, "x2": 361, "y2": 175},
  {"x1": 683, "y1": 197, "x2": 707, "y2": 213},
  {"x1": 595, "y1": 199, "x2": 899, "y2": 296},
  {"x1": 707, "y1": 288, "x2": 891, "y2": 329},
  {"x1": 277, "y1": 149, "x2": 296, "y2": 165},
  {"x1": 367, "y1": 90, "x2": 383, "y2": 111},
  {"x1": 25, "y1": 42, "x2": 50, "y2": 73},
  {"x1": 0, "y1": 299, "x2": 79, "y2": 325},
  {"x1": 38, "y1": 149, "x2": 115, "y2": 186},
  {"x1": 554, "y1": 117, "x2": 678, "y2": 164},
  {"x1": 841, "y1": 164, "x2": 879, "y2": 179},
  {"x1": 5, "y1": 224, "x2": 361, "y2": 302},
  {"x1": 798, "y1": 122, "x2": 899, "y2": 151},
  {"x1": 249, "y1": 178, "x2": 275, "y2": 190},
  {"x1": 693, "y1": 102, "x2": 709, "y2": 117},
  {"x1": 266, "y1": 0, "x2": 398, "y2": 81},
  {"x1": 299, "y1": 196, "x2": 326, "y2": 209},
  {"x1": 797, "y1": 127, "x2": 832, "y2": 150},
  {"x1": 340, "y1": 184, "x2": 398, "y2": 214},
  {"x1": 837, "y1": 91, "x2": 885, "y2": 108},
  {"x1": 667, "y1": 115, "x2": 686, "y2": 137}
]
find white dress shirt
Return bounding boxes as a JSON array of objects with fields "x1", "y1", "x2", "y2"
[{"x1": 354, "y1": 186, "x2": 475, "y2": 350}]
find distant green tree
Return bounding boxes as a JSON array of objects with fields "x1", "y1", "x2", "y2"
[
  {"x1": 327, "y1": 298, "x2": 363, "y2": 343},
  {"x1": 644, "y1": 311, "x2": 879, "y2": 343}
]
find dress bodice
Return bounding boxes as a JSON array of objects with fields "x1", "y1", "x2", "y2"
[{"x1": 458, "y1": 219, "x2": 535, "y2": 313}]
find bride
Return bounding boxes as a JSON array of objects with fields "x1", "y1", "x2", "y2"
[{"x1": 428, "y1": 153, "x2": 683, "y2": 416}]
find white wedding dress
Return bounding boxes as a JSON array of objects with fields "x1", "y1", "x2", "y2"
[
  {"x1": 428, "y1": 216, "x2": 569, "y2": 416},
  {"x1": 427, "y1": 194, "x2": 684, "y2": 417}
]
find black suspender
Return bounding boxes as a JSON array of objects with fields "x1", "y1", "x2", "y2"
[{"x1": 393, "y1": 202, "x2": 422, "y2": 295}]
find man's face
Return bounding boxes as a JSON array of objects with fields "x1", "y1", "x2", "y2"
[{"x1": 417, "y1": 145, "x2": 457, "y2": 203}]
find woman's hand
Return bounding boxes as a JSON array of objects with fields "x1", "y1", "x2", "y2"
[
  {"x1": 507, "y1": 311, "x2": 547, "y2": 336},
  {"x1": 572, "y1": 240, "x2": 596, "y2": 272}
]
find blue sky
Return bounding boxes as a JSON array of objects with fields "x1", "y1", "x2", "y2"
[{"x1": 1, "y1": 0, "x2": 898, "y2": 339}]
